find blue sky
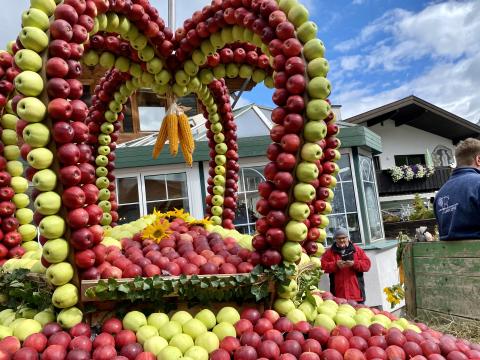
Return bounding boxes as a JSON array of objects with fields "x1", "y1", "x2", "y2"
[{"x1": 2, "y1": 0, "x2": 478, "y2": 122}]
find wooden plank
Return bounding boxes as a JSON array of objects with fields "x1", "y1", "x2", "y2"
[
  {"x1": 402, "y1": 243, "x2": 417, "y2": 318},
  {"x1": 415, "y1": 273, "x2": 480, "y2": 320},
  {"x1": 414, "y1": 257, "x2": 480, "y2": 277},
  {"x1": 413, "y1": 241, "x2": 480, "y2": 258}
]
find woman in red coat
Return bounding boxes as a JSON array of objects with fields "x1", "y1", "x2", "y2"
[{"x1": 321, "y1": 227, "x2": 371, "y2": 303}]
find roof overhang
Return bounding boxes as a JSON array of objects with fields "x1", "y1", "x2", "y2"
[{"x1": 345, "y1": 96, "x2": 480, "y2": 144}]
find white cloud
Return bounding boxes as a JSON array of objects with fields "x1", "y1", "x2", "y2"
[
  {"x1": 331, "y1": 1, "x2": 480, "y2": 122},
  {"x1": 0, "y1": 0, "x2": 29, "y2": 50},
  {"x1": 352, "y1": 0, "x2": 366, "y2": 4}
]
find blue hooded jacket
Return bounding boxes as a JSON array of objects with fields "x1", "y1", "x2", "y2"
[{"x1": 434, "y1": 167, "x2": 480, "y2": 240}]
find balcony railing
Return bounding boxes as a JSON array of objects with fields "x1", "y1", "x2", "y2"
[{"x1": 376, "y1": 166, "x2": 452, "y2": 196}]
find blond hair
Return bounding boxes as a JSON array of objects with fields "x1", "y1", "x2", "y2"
[{"x1": 455, "y1": 138, "x2": 480, "y2": 167}]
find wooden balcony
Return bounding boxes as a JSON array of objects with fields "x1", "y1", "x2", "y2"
[{"x1": 376, "y1": 166, "x2": 452, "y2": 196}]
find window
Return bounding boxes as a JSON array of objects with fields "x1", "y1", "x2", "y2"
[
  {"x1": 326, "y1": 154, "x2": 362, "y2": 244},
  {"x1": 121, "y1": 98, "x2": 134, "y2": 133},
  {"x1": 144, "y1": 173, "x2": 189, "y2": 214},
  {"x1": 136, "y1": 90, "x2": 167, "y2": 132},
  {"x1": 234, "y1": 166, "x2": 265, "y2": 234},
  {"x1": 117, "y1": 177, "x2": 141, "y2": 224},
  {"x1": 360, "y1": 155, "x2": 384, "y2": 241},
  {"x1": 116, "y1": 166, "x2": 201, "y2": 225},
  {"x1": 373, "y1": 155, "x2": 381, "y2": 171},
  {"x1": 394, "y1": 154, "x2": 425, "y2": 166},
  {"x1": 177, "y1": 95, "x2": 200, "y2": 118}
]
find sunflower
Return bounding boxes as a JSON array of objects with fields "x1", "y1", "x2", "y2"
[
  {"x1": 141, "y1": 218, "x2": 172, "y2": 243},
  {"x1": 165, "y1": 208, "x2": 191, "y2": 221},
  {"x1": 188, "y1": 217, "x2": 214, "y2": 227}
]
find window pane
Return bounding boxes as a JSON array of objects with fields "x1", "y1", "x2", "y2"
[
  {"x1": 118, "y1": 204, "x2": 141, "y2": 224},
  {"x1": 80, "y1": 85, "x2": 91, "y2": 107},
  {"x1": 236, "y1": 225, "x2": 251, "y2": 235},
  {"x1": 122, "y1": 98, "x2": 134, "y2": 133},
  {"x1": 234, "y1": 200, "x2": 249, "y2": 225},
  {"x1": 347, "y1": 213, "x2": 362, "y2": 243},
  {"x1": 343, "y1": 182, "x2": 357, "y2": 213},
  {"x1": 177, "y1": 95, "x2": 198, "y2": 117},
  {"x1": 117, "y1": 177, "x2": 139, "y2": 204},
  {"x1": 337, "y1": 154, "x2": 352, "y2": 182},
  {"x1": 331, "y1": 183, "x2": 345, "y2": 214},
  {"x1": 166, "y1": 173, "x2": 188, "y2": 198},
  {"x1": 242, "y1": 167, "x2": 265, "y2": 192},
  {"x1": 147, "y1": 199, "x2": 189, "y2": 214},
  {"x1": 137, "y1": 90, "x2": 167, "y2": 131},
  {"x1": 144, "y1": 175, "x2": 167, "y2": 201},
  {"x1": 360, "y1": 155, "x2": 384, "y2": 241},
  {"x1": 246, "y1": 192, "x2": 261, "y2": 223}
]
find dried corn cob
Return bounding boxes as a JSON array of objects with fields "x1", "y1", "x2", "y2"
[
  {"x1": 178, "y1": 112, "x2": 194, "y2": 154},
  {"x1": 152, "y1": 115, "x2": 169, "y2": 159}
]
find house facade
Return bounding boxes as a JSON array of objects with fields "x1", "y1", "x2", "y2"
[{"x1": 345, "y1": 96, "x2": 480, "y2": 216}]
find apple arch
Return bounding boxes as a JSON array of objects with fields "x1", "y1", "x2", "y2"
[{"x1": 0, "y1": 0, "x2": 339, "y2": 327}]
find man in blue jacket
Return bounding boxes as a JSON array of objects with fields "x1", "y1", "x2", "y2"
[{"x1": 434, "y1": 138, "x2": 480, "y2": 240}]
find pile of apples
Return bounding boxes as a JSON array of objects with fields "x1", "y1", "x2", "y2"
[
  {"x1": 204, "y1": 79, "x2": 239, "y2": 230},
  {"x1": 0, "y1": 51, "x2": 16, "y2": 107},
  {"x1": 80, "y1": 217, "x2": 254, "y2": 280}
]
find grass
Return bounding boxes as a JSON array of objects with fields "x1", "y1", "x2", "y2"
[{"x1": 419, "y1": 312, "x2": 480, "y2": 344}]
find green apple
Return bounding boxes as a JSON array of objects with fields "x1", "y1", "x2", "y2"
[
  {"x1": 215, "y1": 156, "x2": 226, "y2": 167},
  {"x1": 289, "y1": 202, "x2": 311, "y2": 221},
  {"x1": 296, "y1": 162, "x2": 319, "y2": 182},
  {"x1": 252, "y1": 69, "x2": 266, "y2": 83},
  {"x1": 158, "y1": 346, "x2": 182, "y2": 360},
  {"x1": 114, "y1": 56, "x2": 130, "y2": 72},
  {"x1": 96, "y1": 177, "x2": 110, "y2": 189},
  {"x1": 232, "y1": 25, "x2": 244, "y2": 41},
  {"x1": 104, "y1": 110, "x2": 118, "y2": 123},
  {"x1": 200, "y1": 39, "x2": 215, "y2": 56},
  {"x1": 148, "y1": 312, "x2": 169, "y2": 330},
  {"x1": 216, "y1": 307, "x2": 239, "y2": 325},
  {"x1": 13, "y1": 319, "x2": 42, "y2": 341},
  {"x1": 301, "y1": 143, "x2": 323, "y2": 162},
  {"x1": 106, "y1": 13, "x2": 120, "y2": 32},
  {"x1": 39, "y1": 215, "x2": 66, "y2": 239},
  {"x1": 96, "y1": 167, "x2": 108, "y2": 178},
  {"x1": 22, "y1": 241, "x2": 40, "y2": 252},
  {"x1": 128, "y1": 62, "x2": 142, "y2": 78},
  {"x1": 304, "y1": 39, "x2": 326, "y2": 61},
  {"x1": 316, "y1": 243, "x2": 326, "y2": 256},
  {"x1": 334, "y1": 313, "x2": 356, "y2": 329},
  {"x1": 100, "y1": 213, "x2": 112, "y2": 226},
  {"x1": 182, "y1": 318, "x2": 207, "y2": 340},
  {"x1": 57, "y1": 307, "x2": 83, "y2": 329},
  {"x1": 194, "y1": 309, "x2": 216, "y2": 330},
  {"x1": 6, "y1": 161, "x2": 24, "y2": 177},
  {"x1": 213, "y1": 175, "x2": 225, "y2": 186},
  {"x1": 213, "y1": 133, "x2": 224, "y2": 143},
  {"x1": 98, "y1": 188, "x2": 111, "y2": 201},
  {"x1": 214, "y1": 166, "x2": 225, "y2": 176},
  {"x1": 42, "y1": 239, "x2": 69, "y2": 263},
  {"x1": 83, "y1": 50, "x2": 99, "y2": 66},
  {"x1": 243, "y1": 28, "x2": 254, "y2": 43},
  {"x1": 136, "y1": 325, "x2": 159, "y2": 345},
  {"x1": 23, "y1": 123, "x2": 50, "y2": 147},
  {"x1": 175, "y1": 70, "x2": 190, "y2": 86},
  {"x1": 17, "y1": 97, "x2": 46, "y2": 123},
  {"x1": 239, "y1": 65, "x2": 253, "y2": 79},
  {"x1": 19, "y1": 224, "x2": 37, "y2": 242},
  {"x1": 147, "y1": 57, "x2": 163, "y2": 74},
  {"x1": 98, "y1": 133, "x2": 111, "y2": 145},
  {"x1": 277, "y1": 279, "x2": 298, "y2": 299},
  {"x1": 1, "y1": 129, "x2": 17, "y2": 145},
  {"x1": 293, "y1": 183, "x2": 316, "y2": 202},
  {"x1": 155, "y1": 69, "x2": 172, "y2": 85},
  {"x1": 52, "y1": 283, "x2": 78, "y2": 308},
  {"x1": 19, "y1": 26, "x2": 49, "y2": 52},
  {"x1": 132, "y1": 34, "x2": 147, "y2": 50},
  {"x1": 221, "y1": 27, "x2": 233, "y2": 44},
  {"x1": 212, "y1": 322, "x2": 237, "y2": 341},
  {"x1": 123, "y1": 311, "x2": 147, "y2": 331},
  {"x1": 170, "y1": 333, "x2": 194, "y2": 354},
  {"x1": 98, "y1": 146, "x2": 111, "y2": 156},
  {"x1": 0, "y1": 309, "x2": 14, "y2": 324},
  {"x1": 99, "y1": 52, "x2": 115, "y2": 68},
  {"x1": 299, "y1": 301, "x2": 317, "y2": 322},
  {"x1": 288, "y1": 4, "x2": 309, "y2": 27},
  {"x1": 314, "y1": 314, "x2": 336, "y2": 331},
  {"x1": 22, "y1": 8, "x2": 50, "y2": 31},
  {"x1": 214, "y1": 143, "x2": 227, "y2": 155},
  {"x1": 139, "y1": 46, "x2": 155, "y2": 62},
  {"x1": 279, "y1": 0, "x2": 298, "y2": 12},
  {"x1": 144, "y1": 335, "x2": 168, "y2": 355},
  {"x1": 264, "y1": 76, "x2": 274, "y2": 89},
  {"x1": 35, "y1": 191, "x2": 61, "y2": 215},
  {"x1": 141, "y1": 72, "x2": 155, "y2": 87},
  {"x1": 304, "y1": 121, "x2": 327, "y2": 142},
  {"x1": 1, "y1": 313, "x2": 15, "y2": 326},
  {"x1": 4, "y1": 145, "x2": 20, "y2": 161},
  {"x1": 273, "y1": 298, "x2": 296, "y2": 315},
  {"x1": 281, "y1": 241, "x2": 303, "y2": 263},
  {"x1": 286, "y1": 220, "x2": 308, "y2": 242},
  {"x1": 158, "y1": 321, "x2": 182, "y2": 341},
  {"x1": 210, "y1": 32, "x2": 224, "y2": 49},
  {"x1": 15, "y1": 70, "x2": 44, "y2": 96},
  {"x1": 287, "y1": 309, "x2": 307, "y2": 324},
  {"x1": 297, "y1": 21, "x2": 318, "y2": 43},
  {"x1": 199, "y1": 69, "x2": 214, "y2": 85},
  {"x1": 213, "y1": 64, "x2": 226, "y2": 79},
  {"x1": 118, "y1": 16, "x2": 131, "y2": 36},
  {"x1": 31, "y1": 0, "x2": 56, "y2": 16},
  {"x1": 32, "y1": 169, "x2": 57, "y2": 191},
  {"x1": 194, "y1": 332, "x2": 219, "y2": 354},
  {"x1": 173, "y1": 83, "x2": 187, "y2": 97},
  {"x1": 308, "y1": 58, "x2": 330, "y2": 79},
  {"x1": 226, "y1": 63, "x2": 239, "y2": 78},
  {"x1": 211, "y1": 206, "x2": 223, "y2": 216},
  {"x1": 125, "y1": 23, "x2": 139, "y2": 40},
  {"x1": 46, "y1": 262, "x2": 74, "y2": 286},
  {"x1": 307, "y1": 77, "x2": 331, "y2": 100},
  {"x1": 16, "y1": 208, "x2": 33, "y2": 225},
  {"x1": 0, "y1": 325, "x2": 12, "y2": 339},
  {"x1": 34, "y1": 309, "x2": 55, "y2": 327},
  {"x1": 1, "y1": 114, "x2": 18, "y2": 130},
  {"x1": 11, "y1": 176, "x2": 29, "y2": 193}
]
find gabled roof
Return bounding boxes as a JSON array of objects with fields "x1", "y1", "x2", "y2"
[{"x1": 345, "y1": 95, "x2": 480, "y2": 143}]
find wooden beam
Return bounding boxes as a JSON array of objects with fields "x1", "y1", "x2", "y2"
[{"x1": 394, "y1": 109, "x2": 428, "y2": 127}]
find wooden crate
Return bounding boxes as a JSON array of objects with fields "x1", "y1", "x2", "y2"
[{"x1": 404, "y1": 240, "x2": 480, "y2": 321}]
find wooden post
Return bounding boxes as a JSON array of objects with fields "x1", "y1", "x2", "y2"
[{"x1": 402, "y1": 242, "x2": 417, "y2": 318}]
